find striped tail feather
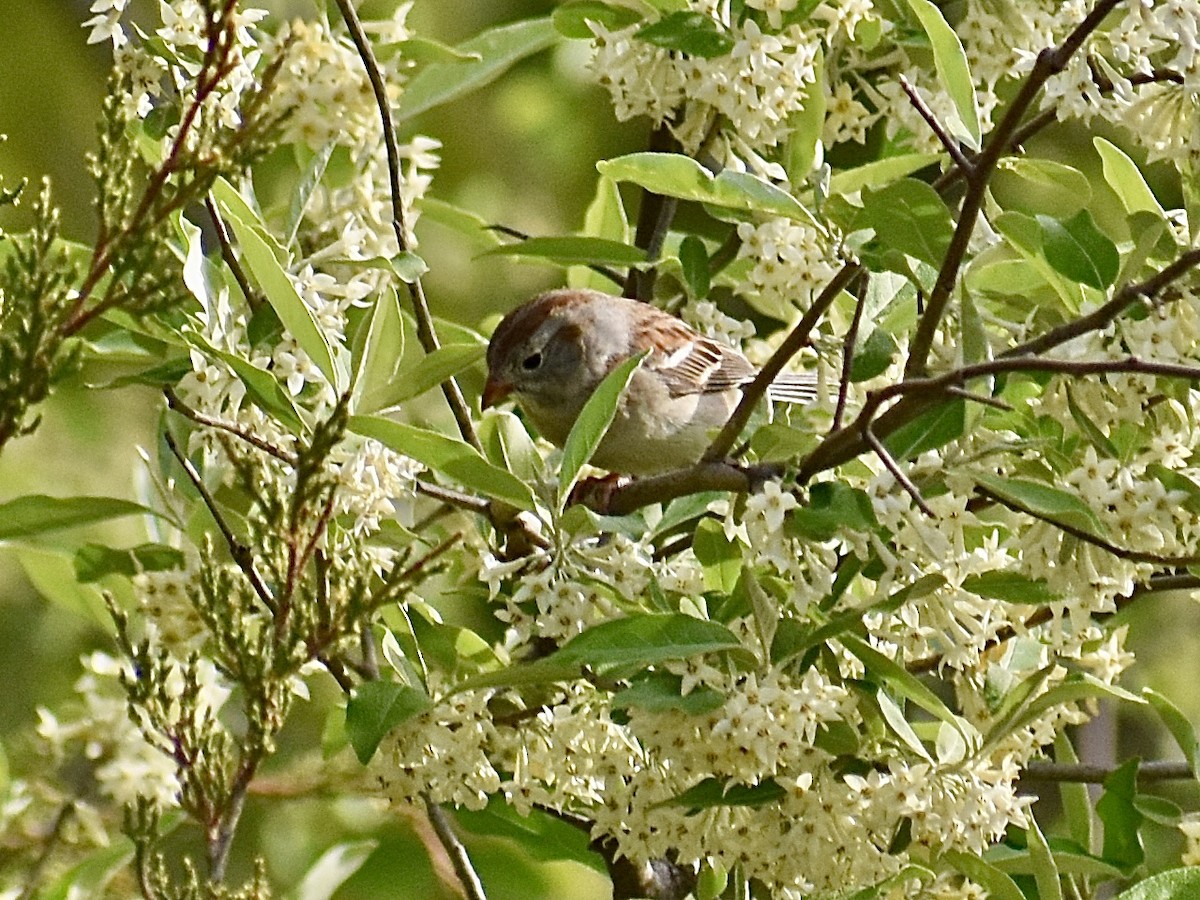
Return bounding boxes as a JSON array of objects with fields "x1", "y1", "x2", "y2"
[{"x1": 765, "y1": 371, "x2": 819, "y2": 404}]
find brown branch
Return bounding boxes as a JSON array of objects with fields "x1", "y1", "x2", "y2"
[
  {"x1": 165, "y1": 388, "x2": 298, "y2": 465},
  {"x1": 1006, "y1": 248, "x2": 1200, "y2": 358},
  {"x1": 704, "y1": 261, "x2": 863, "y2": 462},
  {"x1": 899, "y1": 75, "x2": 974, "y2": 173},
  {"x1": 164, "y1": 431, "x2": 277, "y2": 612},
  {"x1": 909, "y1": 573, "x2": 1200, "y2": 675},
  {"x1": 64, "y1": 0, "x2": 241, "y2": 336},
  {"x1": 1022, "y1": 759, "x2": 1193, "y2": 783},
  {"x1": 598, "y1": 461, "x2": 781, "y2": 517},
  {"x1": 978, "y1": 484, "x2": 1200, "y2": 567},
  {"x1": 204, "y1": 195, "x2": 260, "y2": 311},
  {"x1": 863, "y1": 424, "x2": 933, "y2": 516},
  {"x1": 423, "y1": 794, "x2": 488, "y2": 900},
  {"x1": 906, "y1": 0, "x2": 1123, "y2": 377},
  {"x1": 624, "y1": 123, "x2": 680, "y2": 301},
  {"x1": 332, "y1": 0, "x2": 479, "y2": 451}
]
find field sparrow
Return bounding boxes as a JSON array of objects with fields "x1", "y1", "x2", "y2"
[{"x1": 482, "y1": 289, "x2": 817, "y2": 476}]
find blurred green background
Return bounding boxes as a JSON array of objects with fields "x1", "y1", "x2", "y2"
[{"x1": 3, "y1": 1, "x2": 1200, "y2": 895}]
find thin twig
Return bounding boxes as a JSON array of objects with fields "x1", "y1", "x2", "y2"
[
  {"x1": 906, "y1": 0, "x2": 1123, "y2": 377},
  {"x1": 487, "y1": 223, "x2": 626, "y2": 287},
  {"x1": 164, "y1": 431, "x2": 277, "y2": 611},
  {"x1": 414, "y1": 479, "x2": 492, "y2": 515},
  {"x1": 977, "y1": 485, "x2": 1200, "y2": 567},
  {"x1": 898, "y1": 75, "x2": 974, "y2": 173},
  {"x1": 165, "y1": 388, "x2": 298, "y2": 464},
  {"x1": 599, "y1": 461, "x2": 781, "y2": 516},
  {"x1": 944, "y1": 385, "x2": 1011, "y2": 410},
  {"x1": 204, "y1": 195, "x2": 259, "y2": 310},
  {"x1": 863, "y1": 425, "x2": 934, "y2": 516},
  {"x1": 705, "y1": 261, "x2": 864, "y2": 462},
  {"x1": 835, "y1": 274, "x2": 869, "y2": 431},
  {"x1": 332, "y1": 0, "x2": 479, "y2": 450},
  {"x1": 909, "y1": 573, "x2": 1200, "y2": 675},
  {"x1": 423, "y1": 794, "x2": 488, "y2": 900},
  {"x1": 1006, "y1": 248, "x2": 1200, "y2": 358},
  {"x1": 1022, "y1": 760, "x2": 1193, "y2": 784},
  {"x1": 209, "y1": 759, "x2": 256, "y2": 881}
]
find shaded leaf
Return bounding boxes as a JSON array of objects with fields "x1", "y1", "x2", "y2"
[
  {"x1": 399, "y1": 18, "x2": 557, "y2": 120},
  {"x1": 349, "y1": 415, "x2": 535, "y2": 511},
  {"x1": 558, "y1": 353, "x2": 644, "y2": 503},
  {"x1": 368, "y1": 343, "x2": 486, "y2": 412},
  {"x1": 973, "y1": 471, "x2": 1109, "y2": 539},
  {"x1": 635, "y1": 12, "x2": 733, "y2": 58},
  {"x1": 483, "y1": 236, "x2": 646, "y2": 268},
  {"x1": 74, "y1": 543, "x2": 185, "y2": 583},
  {"x1": 1037, "y1": 210, "x2": 1120, "y2": 290},
  {"x1": 552, "y1": 1, "x2": 642, "y2": 39},
  {"x1": 345, "y1": 682, "x2": 432, "y2": 764},
  {"x1": 0, "y1": 495, "x2": 159, "y2": 541}
]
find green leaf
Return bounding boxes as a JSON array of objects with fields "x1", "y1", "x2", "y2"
[
  {"x1": 941, "y1": 850, "x2": 1025, "y2": 900},
  {"x1": 569, "y1": 175, "x2": 630, "y2": 291},
  {"x1": 349, "y1": 415, "x2": 536, "y2": 511},
  {"x1": 553, "y1": 613, "x2": 742, "y2": 671},
  {"x1": 750, "y1": 422, "x2": 820, "y2": 463},
  {"x1": 842, "y1": 865, "x2": 937, "y2": 900},
  {"x1": 635, "y1": 12, "x2": 733, "y2": 58},
  {"x1": 1026, "y1": 815, "x2": 1064, "y2": 900},
  {"x1": 994, "y1": 675, "x2": 1144, "y2": 751},
  {"x1": 285, "y1": 142, "x2": 334, "y2": 248},
  {"x1": 1144, "y1": 688, "x2": 1200, "y2": 782},
  {"x1": 679, "y1": 235, "x2": 710, "y2": 300},
  {"x1": 904, "y1": 0, "x2": 980, "y2": 145},
  {"x1": 74, "y1": 543, "x2": 185, "y2": 583},
  {"x1": 399, "y1": 18, "x2": 557, "y2": 120},
  {"x1": 295, "y1": 840, "x2": 378, "y2": 900},
  {"x1": 785, "y1": 48, "x2": 826, "y2": 184},
  {"x1": 877, "y1": 689, "x2": 932, "y2": 760},
  {"x1": 552, "y1": 1, "x2": 642, "y2": 38},
  {"x1": 661, "y1": 777, "x2": 785, "y2": 812},
  {"x1": 1094, "y1": 137, "x2": 1165, "y2": 219},
  {"x1": 389, "y1": 36, "x2": 481, "y2": 65},
  {"x1": 1054, "y1": 732, "x2": 1093, "y2": 855},
  {"x1": 417, "y1": 198, "x2": 503, "y2": 248},
  {"x1": 367, "y1": 343, "x2": 486, "y2": 412},
  {"x1": 217, "y1": 201, "x2": 343, "y2": 392},
  {"x1": 598, "y1": 153, "x2": 814, "y2": 221},
  {"x1": 483, "y1": 236, "x2": 647, "y2": 268},
  {"x1": 38, "y1": 838, "x2": 134, "y2": 900},
  {"x1": 789, "y1": 481, "x2": 879, "y2": 541},
  {"x1": 692, "y1": 518, "x2": 741, "y2": 594},
  {"x1": 1067, "y1": 385, "x2": 1118, "y2": 457},
  {"x1": 1113, "y1": 868, "x2": 1200, "y2": 899},
  {"x1": 558, "y1": 353, "x2": 644, "y2": 503},
  {"x1": 882, "y1": 398, "x2": 965, "y2": 460},
  {"x1": 351, "y1": 287, "x2": 406, "y2": 414},
  {"x1": 850, "y1": 328, "x2": 899, "y2": 381},
  {"x1": 0, "y1": 495, "x2": 159, "y2": 541},
  {"x1": 961, "y1": 571, "x2": 1058, "y2": 604},
  {"x1": 994, "y1": 210, "x2": 1087, "y2": 313},
  {"x1": 996, "y1": 158, "x2": 1092, "y2": 218},
  {"x1": 1037, "y1": 210, "x2": 1120, "y2": 290},
  {"x1": 1097, "y1": 759, "x2": 1145, "y2": 872},
  {"x1": 611, "y1": 672, "x2": 726, "y2": 714},
  {"x1": 829, "y1": 152, "x2": 942, "y2": 196},
  {"x1": 345, "y1": 682, "x2": 432, "y2": 764},
  {"x1": 972, "y1": 472, "x2": 1109, "y2": 539},
  {"x1": 854, "y1": 178, "x2": 955, "y2": 267},
  {"x1": 183, "y1": 332, "x2": 306, "y2": 432},
  {"x1": 453, "y1": 798, "x2": 604, "y2": 872},
  {"x1": 16, "y1": 547, "x2": 110, "y2": 627},
  {"x1": 842, "y1": 634, "x2": 975, "y2": 743}
]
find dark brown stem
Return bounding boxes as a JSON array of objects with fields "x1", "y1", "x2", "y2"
[
  {"x1": 624, "y1": 123, "x2": 679, "y2": 300},
  {"x1": 332, "y1": 0, "x2": 479, "y2": 451},
  {"x1": 165, "y1": 388, "x2": 298, "y2": 465},
  {"x1": 863, "y1": 424, "x2": 933, "y2": 516},
  {"x1": 204, "y1": 195, "x2": 260, "y2": 310},
  {"x1": 704, "y1": 261, "x2": 863, "y2": 462},
  {"x1": 834, "y1": 274, "x2": 869, "y2": 431},
  {"x1": 906, "y1": 0, "x2": 1123, "y2": 377},
  {"x1": 899, "y1": 74, "x2": 974, "y2": 173},
  {"x1": 164, "y1": 431, "x2": 276, "y2": 612},
  {"x1": 600, "y1": 462, "x2": 782, "y2": 516}
]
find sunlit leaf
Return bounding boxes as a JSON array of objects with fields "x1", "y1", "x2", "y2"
[{"x1": 558, "y1": 352, "x2": 644, "y2": 503}]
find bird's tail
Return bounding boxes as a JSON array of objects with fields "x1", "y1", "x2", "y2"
[{"x1": 765, "y1": 372, "x2": 819, "y2": 404}]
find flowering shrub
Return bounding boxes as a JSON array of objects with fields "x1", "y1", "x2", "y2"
[{"x1": 4, "y1": 1, "x2": 1200, "y2": 898}]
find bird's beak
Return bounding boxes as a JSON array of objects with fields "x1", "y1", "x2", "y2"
[{"x1": 481, "y1": 374, "x2": 513, "y2": 410}]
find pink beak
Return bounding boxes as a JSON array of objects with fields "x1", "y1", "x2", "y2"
[{"x1": 481, "y1": 375, "x2": 513, "y2": 410}]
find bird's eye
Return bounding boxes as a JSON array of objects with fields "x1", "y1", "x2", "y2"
[{"x1": 522, "y1": 352, "x2": 543, "y2": 371}]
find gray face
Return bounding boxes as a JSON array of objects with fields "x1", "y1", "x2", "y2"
[{"x1": 503, "y1": 315, "x2": 586, "y2": 407}]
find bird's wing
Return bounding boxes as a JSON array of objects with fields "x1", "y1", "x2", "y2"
[{"x1": 640, "y1": 315, "x2": 757, "y2": 398}]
